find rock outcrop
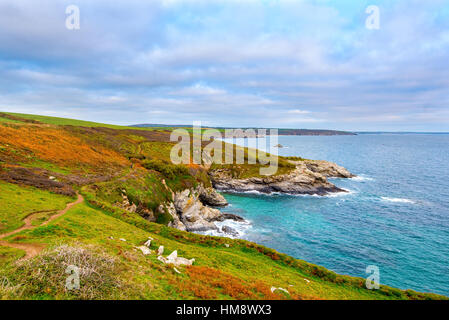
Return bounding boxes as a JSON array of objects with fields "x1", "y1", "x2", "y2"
[
  {"x1": 209, "y1": 160, "x2": 354, "y2": 196},
  {"x1": 199, "y1": 187, "x2": 228, "y2": 207},
  {"x1": 172, "y1": 188, "x2": 223, "y2": 232},
  {"x1": 301, "y1": 160, "x2": 354, "y2": 178}
]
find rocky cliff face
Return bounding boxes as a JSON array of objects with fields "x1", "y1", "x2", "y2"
[
  {"x1": 156, "y1": 185, "x2": 237, "y2": 233},
  {"x1": 171, "y1": 187, "x2": 222, "y2": 232},
  {"x1": 117, "y1": 184, "x2": 232, "y2": 233},
  {"x1": 209, "y1": 160, "x2": 354, "y2": 196}
]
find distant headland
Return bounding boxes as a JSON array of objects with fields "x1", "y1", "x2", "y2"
[{"x1": 131, "y1": 124, "x2": 356, "y2": 136}]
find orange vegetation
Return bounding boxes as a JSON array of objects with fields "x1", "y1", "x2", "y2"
[
  {"x1": 170, "y1": 265, "x2": 297, "y2": 300},
  {"x1": 0, "y1": 124, "x2": 129, "y2": 168}
]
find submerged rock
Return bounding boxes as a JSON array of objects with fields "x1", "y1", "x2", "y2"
[
  {"x1": 221, "y1": 226, "x2": 239, "y2": 237},
  {"x1": 213, "y1": 213, "x2": 246, "y2": 222}
]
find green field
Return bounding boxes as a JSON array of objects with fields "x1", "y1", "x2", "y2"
[
  {"x1": 3, "y1": 198, "x2": 437, "y2": 300},
  {"x1": 0, "y1": 182, "x2": 73, "y2": 234}
]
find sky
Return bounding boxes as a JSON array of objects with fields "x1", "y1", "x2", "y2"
[{"x1": 0, "y1": 0, "x2": 448, "y2": 131}]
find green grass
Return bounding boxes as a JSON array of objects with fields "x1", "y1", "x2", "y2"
[
  {"x1": 0, "y1": 246, "x2": 25, "y2": 265},
  {"x1": 4, "y1": 200, "x2": 440, "y2": 300},
  {"x1": 20, "y1": 159, "x2": 72, "y2": 175},
  {"x1": 2, "y1": 112, "x2": 163, "y2": 132},
  {"x1": 0, "y1": 117, "x2": 21, "y2": 124},
  {"x1": 0, "y1": 182, "x2": 73, "y2": 234}
]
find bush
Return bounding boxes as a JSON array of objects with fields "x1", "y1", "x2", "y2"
[
  {"x1": 4, "y1": 244, "x2": 122, "y2": 300},
  {"x1": 142, "y1": 159, "x2": 189, "y2": 179}
]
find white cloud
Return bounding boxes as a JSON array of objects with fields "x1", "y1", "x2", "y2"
[{"x1": 0, "y1": 0, "x2": 448, "y2": 130}]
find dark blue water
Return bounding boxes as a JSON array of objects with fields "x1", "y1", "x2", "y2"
[{"x1": 221, "y1": 134, "x2": 449, "y2": 296}]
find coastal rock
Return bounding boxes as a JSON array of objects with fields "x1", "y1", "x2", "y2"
[
  {"x1": 212, "y1": 213, "x2": 246, "y2": 222},
  {"x1": 221, "y1": 226, "x2": 239, "y2": 237},
  {"x1": 301, "y1": 160, "x2": 354, "y2": 178},
  {"x1": 117, "y1": 193, "x2": 157, "y2": 223},
  {"x1": 173, "y1": 188, "x2": 223, "y2": 232},
  {"x1": 209, "y1": 160, "x2": 354, "y2": 196},
  {"x1": 199, "y1": 187, "x2": 228, "y2": 207},
  {"x1": 163, "y1": 202, "x2": 186, "y2": 231}
]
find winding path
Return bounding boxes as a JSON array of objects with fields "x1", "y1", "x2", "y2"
[{"x1": 0, "y1": 193, "x2": 84, "y2": 260}]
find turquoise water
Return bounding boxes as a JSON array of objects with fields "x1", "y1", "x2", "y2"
[{"x1": 219, "y1": 134, "x2": 449, "y2": 296}]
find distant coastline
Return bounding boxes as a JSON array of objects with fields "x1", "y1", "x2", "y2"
[
  {"x1": 356, "y1": 131, "x2": 449, "y2": 134},
  {"x1": 131, "y1": 124, "x2": 356, "y2": 136}
]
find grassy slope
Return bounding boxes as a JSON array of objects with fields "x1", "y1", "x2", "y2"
[
  {"x1": 0, "y1": 182, "x2": 73, "y2": 234},
  {"x1": 2, "y1": 199, "x2": 428, "y2": 300},
  {"x1": 3, "y1": 112, "x2": 175, "y2": 133},
  {"x1": 0, "y1": 112, "x2": 446, "y2": 300},
  {"x1": 4, "y1": 112, "x2": 140, "y2": 130}
]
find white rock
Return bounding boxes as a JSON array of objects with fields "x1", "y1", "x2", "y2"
[
  {"x1": 144, "y1": 239, "x2": 151, "y2": 248},
  {"x1": 157, "y1": 246, "x2": 164, "y2": 256},
  {"x1": 158, "y1": 250, "x2": 195, "y2": 267},
  {"x1": 167, "y1": 250, "x2": 178, "y2": 261},
  {"x1": 225, "y1": 244, "x2": 230, "y2": 248},
  {"x1": 271, "y1": 287, "x2": 290, "y2": 295},
  {"x1": 173, "y1": 267, "x2": 181, "y2": 274},
  {"x1": 136, "y1": 246, "x2": 152, "y2": 255},
  {"x1": 119, "y1": 238, "x2": 126, "y2": 242}
]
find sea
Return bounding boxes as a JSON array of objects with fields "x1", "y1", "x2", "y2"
[{"x1": 202, "y1": 133, "x2": 449, "y2": 296}]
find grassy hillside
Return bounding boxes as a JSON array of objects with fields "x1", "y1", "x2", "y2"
[
  {"x1": 2, "y1": 112, "x2": 149, "y2": 130},
  {"x1": 0, "y1": 112, "x2": 446, "y2": 300}
]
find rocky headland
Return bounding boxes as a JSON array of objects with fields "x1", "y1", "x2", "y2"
[{"x1": 209, "y1": 160, "x2": 354, "y2": 196}]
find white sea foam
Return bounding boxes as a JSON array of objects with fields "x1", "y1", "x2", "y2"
[
  {"x1": 222, "y1": 188, "x2": 355, "y2": 198},
  {"x1": 197, "y1": 219, "x2": 252, "y2": 239},
  {"x1": 350, "y1": 175, "x2": 374, "y2": 182},
  {"x1": 326, "y1": 188, "x2": 356, "y2": 197},
  {"x1": 380, "y1": 197, "x2": 415, "y2": 204}
]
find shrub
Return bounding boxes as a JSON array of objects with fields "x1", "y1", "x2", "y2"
[
  {"x1": 142, "y1": 159, "x2": 189, "y2": 179},
  {"x1": 5, "y1": 244, "x2": 122, "y2": 300}
]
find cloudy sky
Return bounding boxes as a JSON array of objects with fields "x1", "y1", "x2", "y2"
[{"x1": 0, "y1": 0, "x2": 448, "y2": 131}]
